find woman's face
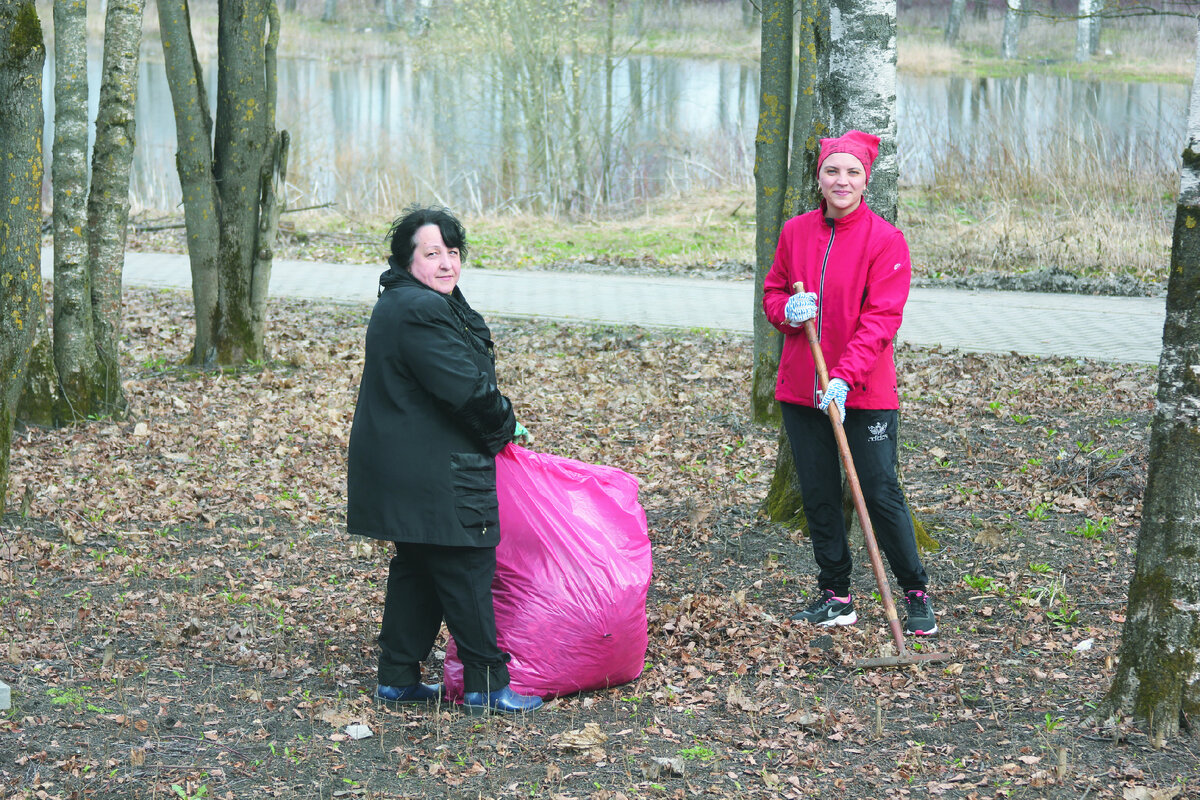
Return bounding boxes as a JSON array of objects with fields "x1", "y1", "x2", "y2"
[
  {"x1": 408, "y1": 223, "x2": 462, "y2": 294},
  {"x1": 818, "y1": 152, "x2": 868, "y2": 219}
]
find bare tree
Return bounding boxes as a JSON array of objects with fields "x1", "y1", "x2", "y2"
[
  {"x1": 751, "y1": 0, "x2": 794, "y2": 426},
  {"x1": 1002, "y1": 0, "x2": 1021, "y2": 59},
  {"x1": 945, "y1": 0, "x2": 967, "y2": 44},
  {"x1": 1100, "y1": 21, "x2": 1200, "y2": 745},
  {"x1": 1075, "y1": 0, "x2": 1095, "y2": 61},
  {"x1": 158, "y1": 0, "x2": 290, "y2": 366},
  {"x1": 0, "y1": 0, "x2": 45, "y2": 512},
  {"x1": 21, "y1": 0, "x2": 145, "y2": 426}
]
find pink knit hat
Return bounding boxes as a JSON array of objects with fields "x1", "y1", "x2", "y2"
[{"x1": 818, "y1": 130, "x2": 881, "y2": 183}]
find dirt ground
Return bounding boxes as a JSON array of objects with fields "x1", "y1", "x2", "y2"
[{"x1": 2, "y1": 287, "x2": 1193, "y2": 800}]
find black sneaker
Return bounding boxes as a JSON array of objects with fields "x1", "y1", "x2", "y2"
[
  {"x1": 791, "y1": 590, "x2": 857, "y2": 627},
  {"x1": 903, "y1": 590, "x2": 938, "y2": 636}
]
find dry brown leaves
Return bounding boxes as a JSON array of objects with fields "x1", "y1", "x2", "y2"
[{"x1": 1, "y1": 288, "x2": 1191, "y2": 800}]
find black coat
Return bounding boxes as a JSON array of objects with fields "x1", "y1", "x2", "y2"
[{"x1": 347, "y1": 261, "x2": 515, "y2": 546}]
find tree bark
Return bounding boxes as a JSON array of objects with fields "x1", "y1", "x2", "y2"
[
  {"x1": 159, "y1": 0, "x2": 288, "y2": 366},
  {"x1": 945, "y1": 0, "x2": 966, "y2": 45},
  {"x1": 1089, "y1": 0, "x2": 1103, "y2": 55},
  {"x1": 824, "y1": 0, "x2": 899, "y2": 224},
  {"x1": 85, "y1": 0, "x2": 144, "y2": 415},
  {"x1": 1102, "y1": 21, "x2": 1200, "y2": 745},
  {"x1": 50, "y1": 0, "x2": 97, "y2": 421},
  {"x1": 1001, "y1": 0, "x2": 1021, "y2": 60},
  {"x1": 158, "y1": 0, "x2": 220, "y2": 362},
  {"x1": 1075, "y1": 0, "x2": 1093, "y2": 62},
  {"x1": 752, "y1": 0, "x2": 793, "y2": 426},
  {"x1": 0, "y1": 0, "x2": 45, "y2": 513}
]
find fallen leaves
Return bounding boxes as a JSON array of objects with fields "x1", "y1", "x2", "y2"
[{"x1": 0, "y1": 288, "x2": 1174, "y2": 800}]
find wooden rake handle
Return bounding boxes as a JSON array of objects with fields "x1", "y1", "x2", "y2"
[{"x1": 792, "y1": 282, "x2": 908, "y2": 654}]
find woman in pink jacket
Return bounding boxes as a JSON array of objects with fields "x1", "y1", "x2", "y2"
[{"x1": 762, "y1": 130, "x2": 937, "y2": 637}]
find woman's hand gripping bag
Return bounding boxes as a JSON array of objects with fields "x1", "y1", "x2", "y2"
[{"x1": 443, "y1": 444, "x2": 652, "y2": 701}]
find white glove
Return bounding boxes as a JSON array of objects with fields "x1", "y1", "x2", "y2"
[
  {"x1": 818, "y1": 378, "x2": 849, "y2": 420},
  {"x1": 784, "y1": 292, "x2": 818, "y2": 327}
]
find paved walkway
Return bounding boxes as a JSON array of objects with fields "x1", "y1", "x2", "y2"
[{"x1": 46, "y1": 251, "x2": 1167, "y2": 365}]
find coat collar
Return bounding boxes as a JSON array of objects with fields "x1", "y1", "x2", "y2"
[{"x1": 817, "y1": 198, "x2": 871, "y2": 229}]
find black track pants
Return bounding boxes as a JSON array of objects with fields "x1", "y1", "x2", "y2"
[
  {"x1": 781, "y1": 403, "x2": 928, "y2": 596},
  {"x1": 377, "y1": 542, "x2": 511, "y2": 693}
]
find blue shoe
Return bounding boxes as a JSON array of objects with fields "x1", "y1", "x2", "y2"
[
  {"x1": 375, "y1": 683, "x2": 441, "y2": 705},
  {"x1": 461, "y1": 685, "x2": 543, "y2": 715}
]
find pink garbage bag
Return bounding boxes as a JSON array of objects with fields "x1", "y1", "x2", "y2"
[{"x1": 443, "y1": 444, "x2": 652, "y2": 701}]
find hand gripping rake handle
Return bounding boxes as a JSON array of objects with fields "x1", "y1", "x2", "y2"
[{"x1": 793, "y1": 282, "x2": 950, "y2": 668}]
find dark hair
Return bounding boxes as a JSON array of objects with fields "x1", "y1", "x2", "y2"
[{"x1": 386, "y1": 205, "x2": 468, "y2": 269}]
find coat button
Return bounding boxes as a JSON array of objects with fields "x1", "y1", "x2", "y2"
[{"x1": 481, "y1": 527, "x2": 487, "y2": 535}]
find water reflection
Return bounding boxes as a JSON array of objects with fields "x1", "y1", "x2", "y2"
[{"x1": 43, "y1": 52, "x2": 1187, "y2": 213}]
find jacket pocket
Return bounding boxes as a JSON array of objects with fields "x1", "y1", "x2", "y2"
[{"x1": 449, "y1": 452, "x2": 499, "y2": 532}]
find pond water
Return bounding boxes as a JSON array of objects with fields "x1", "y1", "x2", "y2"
[{"x1": 44, "y1": 51, "x2": 1188, "y2": 213}]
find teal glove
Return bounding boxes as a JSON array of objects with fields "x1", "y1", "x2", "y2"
[{"x1": 513, "y1": 420, "x2": 533, "y2": 444}]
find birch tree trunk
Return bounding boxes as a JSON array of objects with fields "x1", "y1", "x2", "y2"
[
  {"x1": 823, "y1": 0, "x2": 899, "y2": 224},
  {"x1": 0, "y1": 0, "x2": 45, "y2": 513},
  {"x1": 1089, "y1": 0, "x2": 1103, "y2": 55},
  {"x1": 1075, "y1": 0, "x2": 1093, "y2": 62},
  {"x1": 1001, "y1": 0, "x2": 1021, "y2": 60},
  {"x1": 945, "y1": 0, "x2": 966, "y2": 45},
  {"x1": 1101, "y1": 22, "x2": 1200, "y2": 745},
  {"x1": 158, "y1": 0, "x2": 289, "y2": 366}
]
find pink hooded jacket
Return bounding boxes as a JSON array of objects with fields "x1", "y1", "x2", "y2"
[{"x1": 762, "y1": 200, "x2": 911, "y2": 410}]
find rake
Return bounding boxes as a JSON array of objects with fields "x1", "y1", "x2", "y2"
[{"x1": 794, "y1": 282, "x2": 952, "y2": 669}]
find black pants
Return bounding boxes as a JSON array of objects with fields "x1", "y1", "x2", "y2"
[
  {"x1": 781, "y1": 403, "x2": 928, "y2": 597},
  {"x1": 378, "y1": 542, "x2": 511, "y2": 693}
]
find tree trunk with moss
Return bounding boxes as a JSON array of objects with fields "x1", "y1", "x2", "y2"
[
  {"x1": 751, "y1": 0, "x2": 793, "y2": 428},
  {"x1": 0, "y1": 0, "x2": 45, "y2": 513},
  {"x1": 1101, "y1": 24, "x2": 1200, "y2": 745},
  {"x1": 20, "y1": 0, "x2": 143, "y2": 425},
  {"x1": 158, "y1": 0, "x2": 289, "y2": 366}
]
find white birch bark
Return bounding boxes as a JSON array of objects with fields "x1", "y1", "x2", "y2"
[
  {"x1": 1001, "y1": 0, "x2": 1021, "y2": 60},
  {"x1": 824, "y1": 0, "x2": 899, "y2": 223},
  {"x1": 1075, "y1": 0, "x2": 1093, "y2": 62}
]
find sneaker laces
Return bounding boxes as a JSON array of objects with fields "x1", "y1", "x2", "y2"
[
  {"x1": 804, "y1": 590, "x2": 836, "y2": 613},
  {"x1": 906, "y1": 590, "x2": 930, "y2": 614}
]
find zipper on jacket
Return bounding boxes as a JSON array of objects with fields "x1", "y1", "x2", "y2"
[{"x1": 813, "y1": 217, "x2": 836, "y2": 405}]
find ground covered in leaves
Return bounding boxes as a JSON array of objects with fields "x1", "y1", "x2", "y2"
[{"x1": 2, "y1": 288, "x2": 1193, "y2": 800}]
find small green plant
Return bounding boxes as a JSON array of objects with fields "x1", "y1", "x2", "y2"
[
  {"x1": 963, "y1": 574, "x2": 1004, "y2": 595},
  {"x1": 1068, "y1": 517, "x2": 1113, "y2": 540},
  {"x1": 1026, "y1": 502, "x2": 1051, "y2": 521},
  {"x1": 1105, "y1": 416, "x2": 1131, "y2": 427},
  {"x1": 171, "y1": 783, "x2": 209, "y2": 800},
  {"x1": 1047, "y1": 606, "x2": 1079, "y2": 628},
  {"x1": 679, "y1": 744, "x2": 716, "y2": 761},
  {"x1": 1043, "y1": 713, "x2": 1065, "y2": 732},
  {"x1": 47, "y1": 686, "x2": 109, "y2": 714},
  {"x1": 1011, "y1": 413, "x2": 1032, "y2": 425},
  {"x1": 1028, "y1": 562, "x2": 1052, "y2": 574}
]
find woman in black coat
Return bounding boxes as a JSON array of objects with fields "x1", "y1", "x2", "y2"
[{"x1": 347, "y1": 206, "x2": 542, "y2": 714}]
